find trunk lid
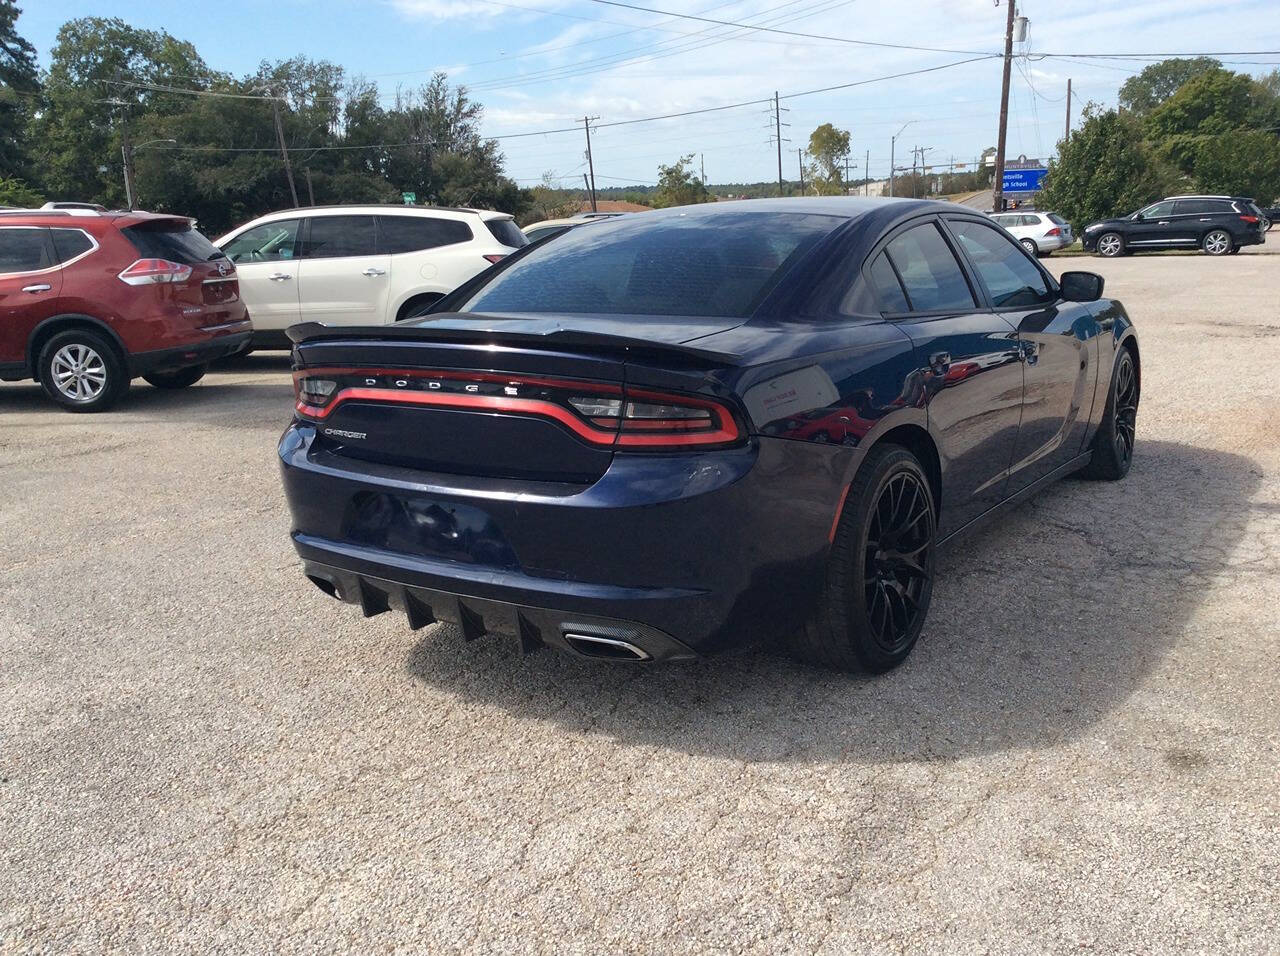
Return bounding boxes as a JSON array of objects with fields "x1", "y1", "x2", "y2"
[{"x1": 290, "y1": 315, "x2": 744, "y2": 484}]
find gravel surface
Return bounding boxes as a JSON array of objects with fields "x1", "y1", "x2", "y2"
[{"x1": 2, "y1": 248, "x2": 1278, "y2": 953}]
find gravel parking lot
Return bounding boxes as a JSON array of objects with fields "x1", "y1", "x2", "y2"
[{"x1": 3, "y1": 247, "x2": 1278, "y2": 953}]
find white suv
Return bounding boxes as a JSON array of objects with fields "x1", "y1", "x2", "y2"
[
  {"x1": 988, "y1": 211, "x2": 1073, "y2": 256},
  {"x1": 216, "y1": 205, "x2": 527, "y2": 348}
]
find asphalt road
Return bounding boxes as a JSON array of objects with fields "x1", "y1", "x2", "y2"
[{"x1": 2, "y1": 247, "x2": 1278, "y2": 953}]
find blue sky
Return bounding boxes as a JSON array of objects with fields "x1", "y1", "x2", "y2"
[{"x1": 22, "y1": 0, "x2": 1280, "y2": 187}]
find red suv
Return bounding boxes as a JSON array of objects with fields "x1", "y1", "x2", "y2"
[{"x1": 0, "y1": 208, "x2": 251, "y2": 412}]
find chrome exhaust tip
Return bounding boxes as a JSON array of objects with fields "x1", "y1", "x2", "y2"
[{"x1": 562, "y1": 631, "x2": 652, "y2": 662}]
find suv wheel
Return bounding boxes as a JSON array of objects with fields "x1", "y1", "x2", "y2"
[
  {"x1": 1020, "y1": 238, "x2": 1038, "y2": 257},
  {"x1": 38, "y1": 330, "x2": 129, "y2": 413},
  {"x1": 1096, "y1": 232, "x2": 1124, "y2": 257},
  {"x1": 1202, "y1": 230, "x2": 1232, "y2": 256},
  {"x1": 143, "y1": 364, "x2": 207, "y2": 389}
]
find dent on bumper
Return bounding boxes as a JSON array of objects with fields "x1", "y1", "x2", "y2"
[{"x1": 280, "y1": 423, "x2": 852, "y2": 657}]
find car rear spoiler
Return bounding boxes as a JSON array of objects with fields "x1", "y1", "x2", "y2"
[{"x1": 285, "y1": 318, "x2": 745, "y2": 366}]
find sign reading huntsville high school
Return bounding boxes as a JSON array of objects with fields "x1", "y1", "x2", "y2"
[
  {"x1": 401, "y1": 192, "x2": 416, "y2": 205},
  {"x1": 1003, "y1": 154, "x2": 1047, "y2": 194}
]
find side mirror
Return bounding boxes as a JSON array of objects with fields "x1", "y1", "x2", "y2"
[
  {"x1": 1060, "y1": 271, "x2": 1104, "y2": 302},
  {"x1": 1134, "y1": 213, "x2": 1145, "y2": 221}
]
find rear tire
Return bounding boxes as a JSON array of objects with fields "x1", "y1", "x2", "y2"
[
  {"x1": 1096, "y1": 232, "x2": 1125, "y2": 257},
  {"x1": 1079, "y1": 348, "x2": 1138, "y2": 481},
  {"x1": 37, "y1": 329, "x2": 128, "y2": 413},
  {"x1": 790, "y1": 445, "x2": 937, "y2": 673},
  {"x1": 143, "y1": 363, "x2": 207, "y2": 389},
  {"x1": 1202, "y1": 229, "x2": 1232, "y2": 256},
  {"x1": 1020, "y1": 238, "x2": 1038, "y2": 257}
]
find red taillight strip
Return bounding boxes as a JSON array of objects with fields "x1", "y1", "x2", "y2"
[
  {"x1": 297, "y1": 387, "x2": 621, "y2": 445},
  {"x1": 293, "y1": 367, "x2": 622, "y2": 395}
]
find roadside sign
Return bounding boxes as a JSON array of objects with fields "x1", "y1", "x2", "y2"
[
  {"x1": 402, "y1": 192, "x2": 416, "y2": 205},
  {"x1": 1002, "y1": 168, "x2": 1047, "y2": 193}
]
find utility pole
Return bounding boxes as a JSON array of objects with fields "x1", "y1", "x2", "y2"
[
  {"x1": 583, "y1": 173, "x2": 592, "y2": 205},
  {"x1": 844, "y1": 154, "x2": 850, "y2": 194},
  {"x1": 304, "y1": 167, "x2": 316, "y2": 206},
  {"x1": 774, "y1": 91, "x2": 784, "y2": 196},
  {"x1": 1064, "y1": 78, "x2": 1073, "y2": 144},
  {"x1": 119, "y1": 112, "x2": 136, "y2": 211},
  {"x1": 270, "y1": 92, "x2": 299, "y2": 208},
  {"x1": 700, "y1": 153, "x2": 705, "y2": 184},
  {"x1": 798, "y1": 148, "x2": 805, "y2": 194},
  {"x1": 864, "y1": 149, "x2": 869, "y2": 195},
  {"x1": 889, "y1": 121, "x2": 913, "y2": 197},
  {"x1": 992, "y1": 0, "x2": 1017, "y2": 213},
  {"x1": 581, "y1": 116, "x2": 599, "y2": 212}
]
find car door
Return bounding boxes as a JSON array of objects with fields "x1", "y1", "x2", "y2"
[
  {"x1": 1126, "y1": 200, "x2": 1179, "y2": 249},
  {"x1": 218, "y1": 218, "x2": 303, "y2": 331},
  {"x1": 945, "y1": 216, "x2": 1100, "y2": 495},
  {"x1": 296, "y1": 215, "x2": 392, "y2": 325},
  {"x1": 0, "y1": 227, "x2": 62, "y2": 367},
  {"x1": 868, "y1": 218, "x2": 1025, "y2": 538}
]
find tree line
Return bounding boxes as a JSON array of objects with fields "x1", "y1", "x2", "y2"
[{"x1": 1041, "y1": 59, "x2": 1280, "y2": 230}]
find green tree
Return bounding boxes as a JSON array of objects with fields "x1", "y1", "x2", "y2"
[
  {"x1": 652, "y1": 154, "x2": 710, "y2": 208},
  {"x1": 1118, "y1": 57, "x2": 1221, "y2": 115},
  {"x1": 0, "y1": 175, "x2": 41, "y2": 206},
  {"x1": 1147, "y1": 67, "x2": 1280, "y2": 175},
  {"x1": 805, "y1": 122, "x2": 851, "y2": 195},
  {"x1": 1038, "y1": 104, "x2": 1178, "y2": 233},
  {"x1": 0, "y1": 1, "x2": 39, "y2": 180},
  {"x1": 523, "y1": 171, "x2": 580, "y2": 224},
  {"x1": 1193, "y1": 131, "x2": 1280, "y2": 205}
]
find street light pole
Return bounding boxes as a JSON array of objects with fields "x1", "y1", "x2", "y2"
[{"x1": 889, "y1": 121, "x2": 914, "y2": 198}]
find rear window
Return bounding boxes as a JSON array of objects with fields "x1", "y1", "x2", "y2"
[
  {"x1": 378, "y1": 215, "x2": 472, "y2": 254},
  {"x1": 51, "y1": 228, "x2": 94, "y2": 263},
  {"x1": 484, "y1": 218, "x2": 529, "y2": 249},
  {"x1": 124, "y1": 221, "x2": 225, "y2": 263},
  {"x1": 1048, "y1": 213, "x2": 1067, "y2": 225},
  {"x1": 460, "y1": 211, "x2": 836, "y2": 318}
]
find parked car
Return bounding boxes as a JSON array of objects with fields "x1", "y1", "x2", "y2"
[
  {"x1": 521, "y1": 218, "x2": 580, "y2": 243},
  {"x1": 0, "y1": 207, "x2": 250, "y2": 412},
  {"x1": 215, "y1": 205, "x2": 527, "y2": 349},
  {"x1": 278, "y1": 198, "x2": 1139, "y2": 673},
  {"x1": 1263, "y1": 206, "x2": 1278, "y2": 231},
  {"x1": 1082, "y1": 195, "x2": 1266, "y2": 257},
  {"x1": 988, "y1": 210, "x2": 1073, "y2": 256}
]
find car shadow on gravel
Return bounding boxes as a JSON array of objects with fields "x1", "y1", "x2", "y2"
[{"x1": 401, "y1": 439, "x2": 1258, "y2": 762}]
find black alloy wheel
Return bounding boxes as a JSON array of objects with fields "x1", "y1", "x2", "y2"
[
  {"x1": 862, "y1": 470, "x2": 934, "y2": 656},
  {"x1": 791, "y1": 444, "x2": 937, "y2": 673},
  {"x1": 1080, "y1": 348, "x2": 1138, "y2": 481}
]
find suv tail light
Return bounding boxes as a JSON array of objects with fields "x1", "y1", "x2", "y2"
[
  {"x1": 293, "y1": 369, "x2": 742, "y2": 450},
  {"x1": 118, "y1": 258, "x2": 193, "y2": 285},
  {"x1": 482, "y1": 254, "x2": 507, "y2": 265},
  {"x1": 1240, "y1": 215, "x2": 1260, "y2": 224},
  {"x1": 1044, "y1": 226, "x2": 1061, "y2": 237}
]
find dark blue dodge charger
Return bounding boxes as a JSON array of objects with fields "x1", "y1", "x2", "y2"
[{"x1": 279, "y1": 198, "x2": 1139, "y2": 672}]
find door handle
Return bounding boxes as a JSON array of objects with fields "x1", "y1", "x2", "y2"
[
  {"x1": 1199, "y1": 218, "x2": 1212, "y2": 222},
  {"x1": 22, "y1": 283, "x2": 52, "y2": 293},
  {"x1": 1157, "y1": 220, "x2": 1170, "y2": 225},
  {"x1": 362, "y1": 267, "x2": 386, "y2": 277},
  {"x1": 267, "y1": 272, "x2": 292, "y2": 281}
]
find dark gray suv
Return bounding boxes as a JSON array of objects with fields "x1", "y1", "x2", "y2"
[{"x1": 1082, "y1": 195, "x2": 1267, "y2": 257}]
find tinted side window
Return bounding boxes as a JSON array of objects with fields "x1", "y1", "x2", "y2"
[
  {"x1": 0, "y1": 228, "x2": 52, "y2": 273},
  {"x1": 868, "y1": 252, "x2": 909, "y2": 312},
  {"x1": 50, "y1": 228, "x2": 94, "y2": 263},
  {"x1": 301, "y1": 216, "x2": 377, "y2": 259},
  {"x1": 485, "y1": 218, "x2": 529, "y2": 248},
  {"x1": 949, "y1": 219, "x2": 1054, "y2": 308},
  {"x1": 883, "y1": 223, "x2": 976, "y2": 312},
  {"x1": 221, "y1": 219, "x2": 301, "y2": 263},
  {"x1": 1141, "y1": 201, "x2": 1175, "y2": 218},
  {"x1": 377, "y1": 215, "x2": 472, "y2": 254}
]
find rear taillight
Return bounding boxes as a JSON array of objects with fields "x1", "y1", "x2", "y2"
[
  {"x1": 482, "y1": 254, "x2": 507, "y2": 264},
  {"x1": 1240, "y1": 215, "x2": 1259, "y2": 224},
  {"x1": 118, "y1": 258, "x2": 193, "y2": 285},
  {"x1": 292, "y1": 369, "x2": 742, "y2": 449},
  {"x1": 1045, "y1": 226, "x2": 1061, "y2": 236}
]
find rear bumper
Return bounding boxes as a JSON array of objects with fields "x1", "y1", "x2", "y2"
[
  {"x1": 1036, "y1": 234, "x2": 1072, "y2": 251},
  {"x1": 129, "y1": 326, "x2": 252, "y2": 375},
  {"x1": 279, "y1": 422, "x2": 849, "y2": 659}
]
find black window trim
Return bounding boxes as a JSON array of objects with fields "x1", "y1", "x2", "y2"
[
  {"x1": 939, "y1": 213, "x2": 1061, "y2": 313},
  {"x1": 0, "y1": 225, "x2": 58, "y2": 277},
  {"x1": 859, "y1": 213, "x2": 984, "y2": 320}
]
